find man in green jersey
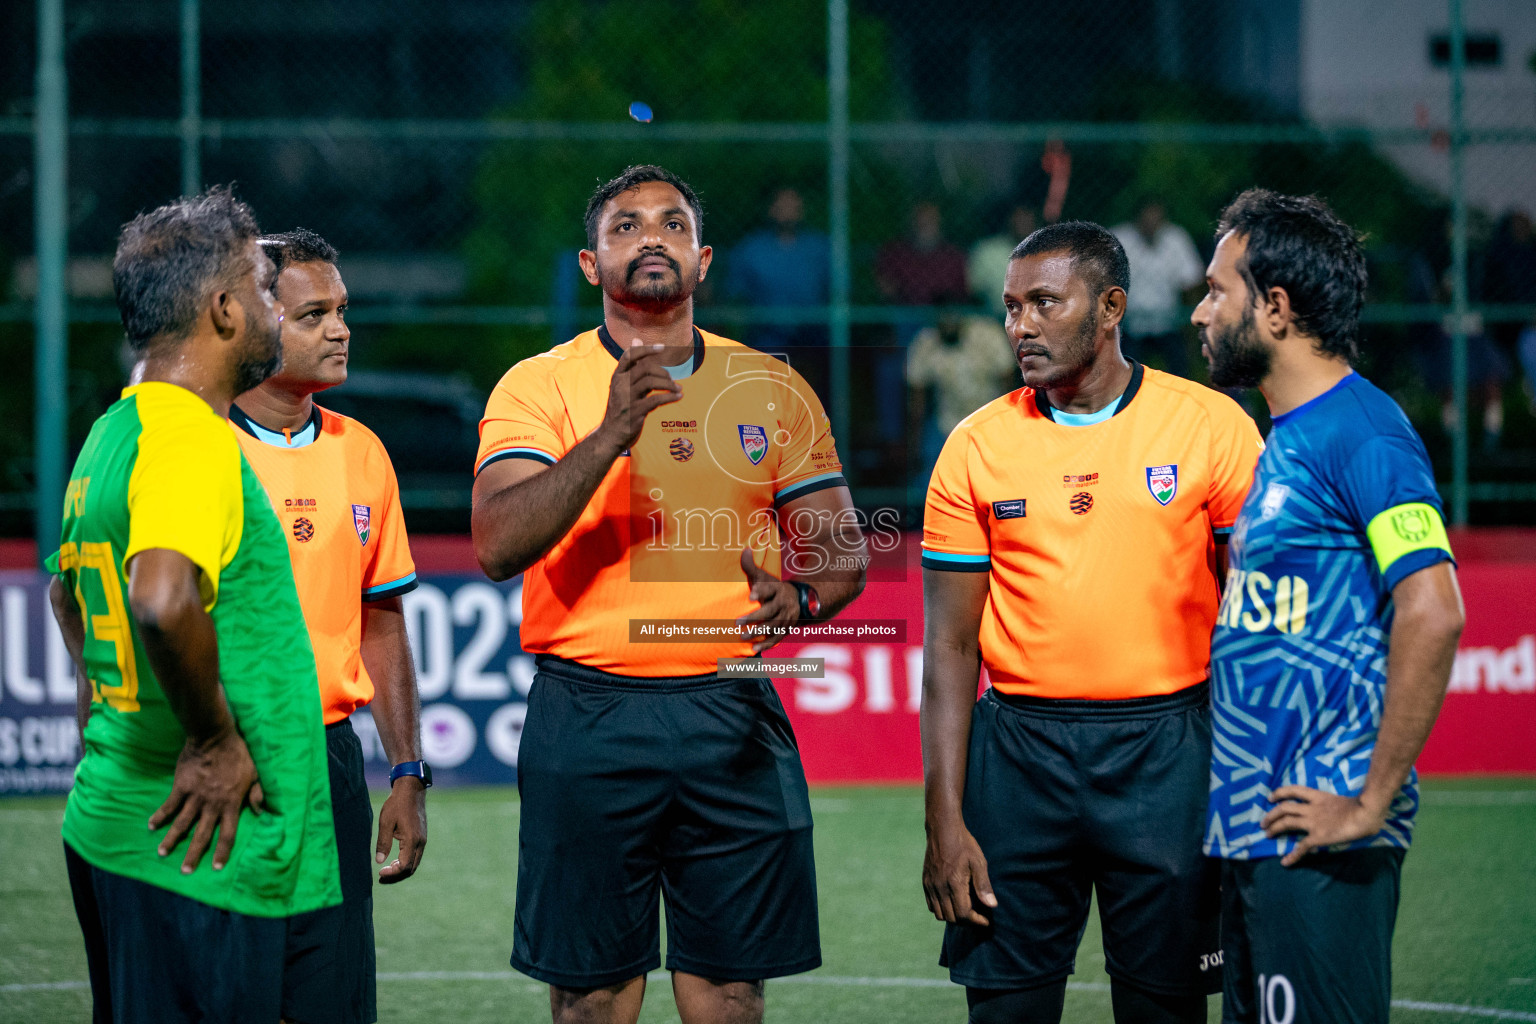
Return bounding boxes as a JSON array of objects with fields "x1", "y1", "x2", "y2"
[{"x1": 46, "y1": 186, "x2": 341, "y2": 1024}]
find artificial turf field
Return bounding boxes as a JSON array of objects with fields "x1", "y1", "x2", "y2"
[{"x1": 2, "y1": 780, "x2": 1533, "y2": 1024}]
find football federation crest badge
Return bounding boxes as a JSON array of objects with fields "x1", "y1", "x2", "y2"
[
  {"x1": 352, "y1": 504, "x2": 371, "y2": 545},
  {"x1": 738, "y1": 424, "x2": 768, "y2": 466},
  {"x1": 669, "y1": 437, "x2": 695, "y2": 462},
  {"x1": 1146, "y1": 465, "x2": 1178, "y2": 506}
]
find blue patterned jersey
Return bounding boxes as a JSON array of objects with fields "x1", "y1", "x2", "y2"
[{"x1": 1205, "y1": 373, "x2": 1454, "y2": 860}]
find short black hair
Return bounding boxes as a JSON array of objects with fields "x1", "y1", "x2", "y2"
[
  {"x1": 259, "y1": 227, "x2": 339, "y2": 277},
  {"x1": 1010, "y1": 221, "x2": 1131, "y2": 299},
  {"x1": 112, "y1": 184, "x2": 261, "y2": 352},
  {"x1": 1216, "y1": 188, "x2": 1366, "y2": 361},
  {"x1": 584, "y1": 165, "x2": 704, "y2": 249}
]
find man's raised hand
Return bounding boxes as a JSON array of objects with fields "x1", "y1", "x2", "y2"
[{"x1": 596, "y1": 341, "x2": 682, "y2": 453}]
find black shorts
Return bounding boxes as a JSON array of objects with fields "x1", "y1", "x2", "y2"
[
  {"x1": 941, "y1": 683, "x2": 1221, "y2": 996},
  {"x1": 511, "y1": 655, "x2": 821, "y2": 989},
  {"x1": 282, "y1": 716, "x2": 378, "y2": 1024},
  {"x1": 1220, "y1": 848, "x2": 1405, "y2": 1024},
  {"x1": 65, "y1": 840, "x2": 286, "y2": 1024}
]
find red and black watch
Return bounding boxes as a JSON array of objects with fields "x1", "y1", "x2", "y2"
[{"x1": 791, "y1": 581, "x2": 822, "y2": 621}]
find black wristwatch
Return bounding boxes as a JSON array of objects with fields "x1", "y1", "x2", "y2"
[
  {"x1": 791, "y1": 581, "x2": 822, "y2": 621},
  {"x1": 389, "y1": 760, "x2": 432, "y2": 788}
]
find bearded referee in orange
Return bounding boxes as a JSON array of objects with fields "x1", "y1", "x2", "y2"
[
  {"x1": 921, "y1": 222, "x2": 1263, "y2": 1024},
  {"x1": 231, "y1": 229, "x2": 426, "y2": 1024},
  {"x1": 472, "y1": 165, "x2": 866, "y2": 1024}
]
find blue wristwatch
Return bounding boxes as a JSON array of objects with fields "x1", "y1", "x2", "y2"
[{"x1": 389, "y1": 760, "x2": 432, "y2": 788}]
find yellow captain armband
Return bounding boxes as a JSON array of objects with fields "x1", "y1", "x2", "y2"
[{"x1": 1365, "y1": 502, "x2": 1451, "y2": 574}]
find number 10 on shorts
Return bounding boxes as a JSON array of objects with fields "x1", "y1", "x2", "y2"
[{"x1": 1257, "y1": 973, "x2": 1295, "y2": 1024}]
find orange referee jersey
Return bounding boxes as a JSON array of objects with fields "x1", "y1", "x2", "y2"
[
  {"x1": 922, "y1": 363, "x2": 1262, "y2": 700},
  {"x1": 477, "y1": 326, "x2": 846, "y2": 676},
  {"x1": 231, "y1": 403, "x2": 417, "y2": 723}
]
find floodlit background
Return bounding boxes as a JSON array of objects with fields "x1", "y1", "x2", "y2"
[
  {"x1": 2, "y1": 0, "x2": 1536, "y2": 543},
  {"x1": 2, "y1": 4, "x2": 1536, "y2": 1022}
]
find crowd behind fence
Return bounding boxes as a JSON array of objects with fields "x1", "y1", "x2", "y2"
[{"x1": 4, "y1": 0, "x2": 1535, "y2": 545}]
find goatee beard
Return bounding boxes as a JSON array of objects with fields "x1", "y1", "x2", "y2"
[{"x1": 606, "y1": 253, "x2": 689, "y2": 312}]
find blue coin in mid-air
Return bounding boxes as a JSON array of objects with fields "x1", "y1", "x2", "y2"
[{"x1": 629, "y1": 101, "x2": 654, "y2": 123}]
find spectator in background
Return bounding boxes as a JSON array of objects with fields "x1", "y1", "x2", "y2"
[
  {"x1": 877, "y1": 201, "x2": 969, "y2": 312},
  {"x1": 725, "y1": 187, "x2": 830, "y2": 350},
  {"x1": 1485, "y1": 209, "x2": 1536, "y2": 412},
  {"x1": 1408, "y1": 212, "x2": 1508, "y2": 448},
  {"x1": 906, "y1": 311, "x2": 1016, "y2": 494},
  {"x1": 968, "y1": 205, "x2": 1039, "y2": 308},
  {"x1": 875, "y1": 202, "x2": 969, "y2": 448},
  {"x1": 1112, "y1": 199, "x2": 1205, "y2": 378},
  {"x1": 1486, "y1": 209, "x2": 1536, "y2": 314}
]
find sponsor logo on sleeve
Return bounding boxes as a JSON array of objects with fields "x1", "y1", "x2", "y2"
[
  {"x1": 1070, "y1": 492, "x2": 1094, "y2": 515},
  {"x1": 669, "y1": 437, "x2": 695, "y2": 462}
]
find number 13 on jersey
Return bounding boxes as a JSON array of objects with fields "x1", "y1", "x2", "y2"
[{"x1": 57, "y1": 541, "x2": 141, "y2": 713}]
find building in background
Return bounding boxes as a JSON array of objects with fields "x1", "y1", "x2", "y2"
[{"x1": 1302, "y1": 0, "x2": 1536, "y2": 215}]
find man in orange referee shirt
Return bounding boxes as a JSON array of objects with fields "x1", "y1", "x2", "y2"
[
  {"x1": 232, "y1": 229, "x2": 427, "y2": 1024},
  {"x1": 920, "y1": 222, "x2": 1263, "y2": 1024},
  {"x1": 472, "y1": 165, "x2": 866, "y2": 1024}
]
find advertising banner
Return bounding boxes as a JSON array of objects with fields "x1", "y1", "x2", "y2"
[
  {"x1": 3, "y1": 552, "x2": 1533, "y2": 794},
  {"x1": 0, "y1": 572, "x2": 82, "y2": 794},
  {"x1": 0, "y1": 570, "x2": 537, "y2": 792},
  {"x1": 1417, "y1": 561, "x2": 1536, "y2": 773}
]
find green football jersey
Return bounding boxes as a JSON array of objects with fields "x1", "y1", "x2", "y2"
[{"x1": 52, "y1": 381, "x2": 340, "y2": 918}]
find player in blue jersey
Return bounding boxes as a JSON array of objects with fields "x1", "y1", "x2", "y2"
[{"x1": 1192, "y1": 189, "x2": 1465, "y2": 1024}]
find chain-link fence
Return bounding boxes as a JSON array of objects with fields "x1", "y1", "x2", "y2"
[{"x1": 5, "y1": 0, "x2": 1535, "y2": 541}]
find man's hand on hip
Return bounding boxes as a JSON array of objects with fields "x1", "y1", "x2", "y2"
[
  {"x1": 149, "y1": 727, "x2": 265, "y2": 874},
  {"x1": 1262, "y1": 785, "x2": 1389, "y2": 867}
]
